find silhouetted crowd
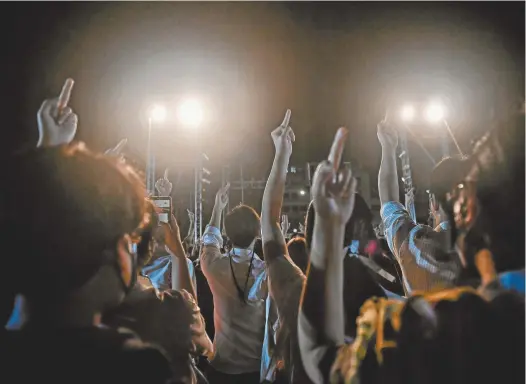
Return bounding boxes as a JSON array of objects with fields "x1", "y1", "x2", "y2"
[{"x1": 1, "y1": 79, "x2": 524, "y2": 384}]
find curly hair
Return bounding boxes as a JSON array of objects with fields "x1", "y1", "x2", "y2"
[{"x1": 2, "y1": 143, "x2": 147, "y2": 296}]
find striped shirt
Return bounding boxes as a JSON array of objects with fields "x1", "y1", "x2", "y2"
[{"x1": 381, "y1": 201, "x2": 462, "y2": 293}]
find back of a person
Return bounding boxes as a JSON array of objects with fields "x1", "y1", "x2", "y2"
[
  {"x1": 103, "y1": 285, "x2": 196, "y2": 383},
  {"x1": 200, "y1": 200, "x2": 267, "y2": 380},
  {"x1": 206, "y1": 253, "x2": 267, "y2": 374},
  {"x1": 330, "y1": 287, "x2": 525, "y2": 384},
  {"x1": 2, "y1": 326, "x2": 174, "y2": 384}
]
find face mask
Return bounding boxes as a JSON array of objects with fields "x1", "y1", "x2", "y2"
[{"x1": 112, "y1": 243, "x2": 138, "y2": 296}]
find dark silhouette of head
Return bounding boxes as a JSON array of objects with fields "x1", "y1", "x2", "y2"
[
  {"x1": 224, "y1": 204, "x2": 261, "y2": 249},
  {"x1": 3, "y1": 143, "x2": 147, "y2": 318},
  {"x1": 287, "y1": 236, "x2": 309, "y2": 274},
  {"x1": 305, "y1": 193, "x2": 375, "y2": 252}
]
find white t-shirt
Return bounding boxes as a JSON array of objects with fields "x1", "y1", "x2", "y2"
[{"x1": 201, "y1": 225, "x2": 268, "y2": 374}]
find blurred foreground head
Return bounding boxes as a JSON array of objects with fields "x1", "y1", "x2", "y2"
[
  {"x1": 3, "y1": 143, "x2": 147, "y2": 304},
  {"x1": 436, "y1": 113, "x2": 525, "y2": 273},
  {"x1": 287, "y1": 236, "x2": 309, "y2": 274}
]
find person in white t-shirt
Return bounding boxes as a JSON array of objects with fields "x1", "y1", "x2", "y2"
[{"x1": 201, "y1": 183, "x2": 268, "y2": 384}]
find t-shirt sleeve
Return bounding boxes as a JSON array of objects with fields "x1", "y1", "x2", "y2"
[{"x1": 200, "y1": 225, "x2": 224, "y2": 275}]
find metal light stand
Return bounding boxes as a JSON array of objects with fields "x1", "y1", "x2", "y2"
[
  {"x1": 194, "y1": 162, "x2": 202, "y2": 247},
  {"x1": 146, "y1": 118, "x2": 156, "y2": 195},
  {"x1": 194, "y1": 140, "x2": 209, "y2": 254},
  {"x1": 398, "y1": 127, "x2": 417, "y2": 222}
]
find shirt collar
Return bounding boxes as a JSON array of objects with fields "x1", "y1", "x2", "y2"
[{"x1": 230, "y1": 247, "x2": 255, "y2": 260}]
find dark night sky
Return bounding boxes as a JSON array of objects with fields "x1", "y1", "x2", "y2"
[{"x1": 1, "y1": 2, "x2": 524, "y2": 197}]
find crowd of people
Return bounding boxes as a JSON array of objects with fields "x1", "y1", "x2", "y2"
[{"x1": 1, "y1": 78, "x2": 524, "y2": 384}]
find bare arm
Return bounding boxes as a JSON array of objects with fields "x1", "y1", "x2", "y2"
[
  {"x1": 183, "y1": 211, "x2": 195, "y2": 250},
  {"x1": 377, "y1": 118, "x2": 400, "y2": 205},
  {"x1": 163, "y1": 214, "x2": 197, "y2": 300},
  {"x1": 299, "y1": 128, "x2": 355, "y2": 384},
  {"x1": 208, "y1": 205, "x2": 222, "y2": 230},
  {"x1": 378, "y1": 146, "x2": 399, "y2": 205},
  {"x1": 261, "y1": 151, "x2": 290, "y2": 250},
  {"x1": 261, "y1": 110, "x2": 294, "y2": 258}
]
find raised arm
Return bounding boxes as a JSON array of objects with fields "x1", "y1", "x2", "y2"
[
  {"x1": 163, "y1": 213, "x2": 197, "y2": 300},
  {"x1": 377, "y1": 115, "x2": 400, "y2": 205},
  {"x1": 200, "y1": 184, "x2": 230, "y2": 271},
  {"x1": 261, "y1": 109, "x2": 295, "y2": 258},
  {"x1": 299, "y1": 128, "x2": 357, "y2": 384},
  {"x1": 183, "y1": 209, "x2": 195, "y2": 250}
]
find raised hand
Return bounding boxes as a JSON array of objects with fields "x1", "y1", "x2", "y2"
[
  {"x1": 281, "y1": 214, "x2": 290, "y2": 236},
  {"x1": 299, "y1": 223, "x2": 305, "y2": 233},
  {"x1": 37, "y1": 78, "x2": 78, "y2": 147},
  {"x1": 214, "y1": 182, "x2": 230, "y2": 211},
  {"x1": 105, "y1": 138, "x2": 128, "y2": 157},
  {"x1": 186, "y1": 209, "x2": 195, "y2": 223},
  {"x1": 311, "y1": 127, "x2": 357, "y2": 224},
  {"x1": 155, "y1": 168, "x2": 173, "y2": 197},
  {"x1": 271, "y1": 109, "x2": 295, "y2": 157},
  {"x1": 377, "y1": 109, "x2": 398, "y2": 150},
  {"x1": 161, "y1": 213, "x2": 184, "y2": 257}
]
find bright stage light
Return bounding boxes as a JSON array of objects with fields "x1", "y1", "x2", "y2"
[
  {"x1": 150, "y1": 105, "x2": 167, "y2": 123},
  {"x1": 425, "y1": 103, "x2": 445, "y2": 123},
  {"x1": 177, "y1": 99, "x2": 203, "y2": 127},
  {"x1": 299, "y1": 190, "x2": 306, "y2": 196},
  {"x1": 400, "y1": 104, "x2": 416, "y2": 122}
]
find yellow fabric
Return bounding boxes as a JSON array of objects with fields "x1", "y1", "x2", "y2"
[{"x1": 330, "y1": 286, "x2": 488, "y2": 384}]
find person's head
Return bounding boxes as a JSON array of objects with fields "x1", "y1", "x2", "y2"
[
  {"x1": 224, "y1": 204, "x2": 261, "y2": 249},
  {"x1": 305, "y1": 193, "x2": 376, "y2": 253},
  {"x1": 429, "y1": 155, "x2": 469, "y2": 221},
  {"x1": 3, "y1": 143, "x2": 147, "y2": 317},
  {"x1": 287, "y1": 236, "x2": 309, "y2": 274},
  {"x1": 438, "y1": 113, "x2": 525, "y2": 274}
]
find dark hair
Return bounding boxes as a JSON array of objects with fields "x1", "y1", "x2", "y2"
[
  {"x1": 429, "y1": 155, "x2": 469, "y2": 201},
  {"x1": 305, "y1": 193, "x2": 375, "y2": 250},
  {"x1": 3, "y1": 143, "x2": 146, "y2": 296},
  {"x1": 287, "y1": 236, "x2": 309, "y2": 274},
  {"x1": 224, "y1": 204, "x2": 261, "y2": 248},
  {"x1": 462, "y1": 113, "x2": 524, "y2": 272}
]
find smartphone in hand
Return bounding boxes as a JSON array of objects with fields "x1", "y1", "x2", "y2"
[{"x1": 151, "y1": 196, "x2": 172, "y2": 224}]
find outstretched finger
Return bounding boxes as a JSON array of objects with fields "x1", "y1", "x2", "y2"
[
  {"x1": 164, "y1": 168, "x2": 169, "y2": 180},
  {"x1": 222, "y1": 182, "x2": 231, "y2": 195},
  {"x1": 280, "y1": 109, "x2": 291, "y2": 128},
  {"x1": 113, "y1": 138, "x2": 128, "y2": 154},
  {"x1": 383, "y1": 107, "x2": 392, "y2": 123},
  {"x1": 58, "y1": 78, "x2": 75, "y2": 111},
  {"x1": 328, "y1": 127, "x2": 348, "y2": 172}
]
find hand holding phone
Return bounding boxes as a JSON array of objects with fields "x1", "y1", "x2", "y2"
[{"x1": 151, "y1": 196, "x2": 172, "y2": 224}]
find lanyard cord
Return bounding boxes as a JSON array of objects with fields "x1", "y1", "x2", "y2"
[{"x1": 229, "y1": 249, "x2": 256, "y2": 305}]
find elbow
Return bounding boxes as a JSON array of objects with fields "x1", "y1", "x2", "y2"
[
  {"x1": 299, "y1": 342, "x2": 327, "y2": 384},
  {"x1": 298, "y1": 313, "x2": 327, "y2": 384}
]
